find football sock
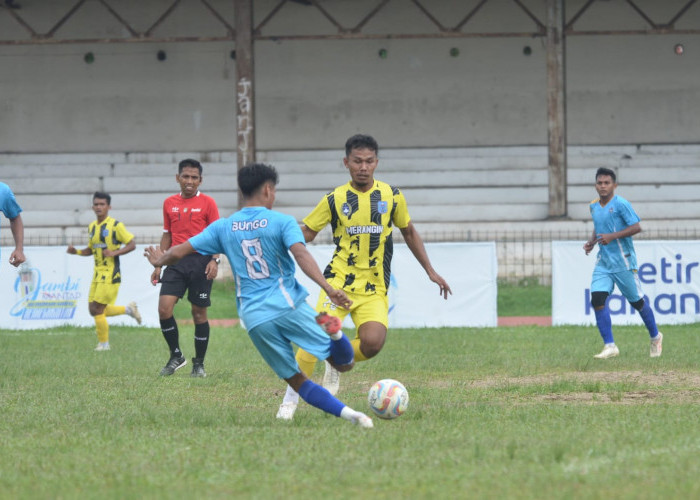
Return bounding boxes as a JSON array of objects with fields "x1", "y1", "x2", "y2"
[
  {"x1": 95, "y1": 314, "x2": 109, "y2": 343},
  {"x1": 160, "y1": 316, "x2": 182, "y2": 357},
  {"x1": 329, "y1": 332, "x2": 354, "y2": 366},
  {"x1": 105, "y1": 305, "x2": 126, "y2": 316},
  {"x1": 282, "y1": 384, "x2": 300, "y2": 405},
  {"x1": 297, "y1": 380, "x2": 343, "y2": 417},
  {"x1": 639, "y1": 301, "x2": 659, "y2": 338},
  {"x1": 295, "y1": 348, "x2": 318, "y2": 377},
  {"x1": 194, "y1": 321, "x2": 210, "y2": 359},
  {"x1": 351, "y1": 338, "x2": 369, "y2": 362},
  {"x1": 594, "y1": 306, "x2": 614, "y2": 344}
]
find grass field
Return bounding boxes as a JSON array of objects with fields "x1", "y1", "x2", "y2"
[{"x1": 2, "y1": 283, "x2": 700, "y2": 499}]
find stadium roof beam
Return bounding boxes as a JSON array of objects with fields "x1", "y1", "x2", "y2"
[{"x1": 2, "y1": 0, "x2": 699, "y2": 216}]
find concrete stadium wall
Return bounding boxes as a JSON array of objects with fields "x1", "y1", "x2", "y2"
[{"x1": 1, "y1": 0, "x2": 699, "y2": 152}]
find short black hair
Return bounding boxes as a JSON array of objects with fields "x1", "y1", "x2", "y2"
[
  {"x1": 238, "y1": 163, "x2": 278, "y2": 197},
  {"x1": 596, "y1": 167, "x2": 617, "y2": 183},
  {"x1": 345, "y1": 134, "x2": 379, "y2": 157},
  {"x1": 178, "y1": 158, "x2": 203, "y2": 175},
  {"x1": 93, "y1": 191, "x2": 111, "y2": 205}
]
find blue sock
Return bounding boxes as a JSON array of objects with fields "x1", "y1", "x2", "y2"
[
  {"x1": 594, "y1": 306, "x2": 614, "y2": 344},
  {"x1": 329, "y1": 334, "x2": 354, "y2": 366},
  {"x1": 298, "y1": 380, "x2": 344, "y2": 417},
  {"x1": 638, "y1": 301, "x2": 659, "y2": 338}
]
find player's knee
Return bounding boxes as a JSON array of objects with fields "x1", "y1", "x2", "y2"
[
  {"x1": 359, "y1": 340, "x2": 383, "y2": 359},
  {"x1": 191, "y1": 306, "x2": 208, "y2": 323},
  {"x1": 630, "y1": 298, "x2": 645, "y2": 311},
  {"x1": 591, "y1": 292, "x2": 609, "y2": 309}
]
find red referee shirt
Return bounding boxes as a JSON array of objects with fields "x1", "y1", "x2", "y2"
[{"x1": 162, "y1": 191, "x2": 220, "y2": 246}]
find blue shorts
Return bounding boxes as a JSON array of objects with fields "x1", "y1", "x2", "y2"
[
  {"x1": 247, "y1": 302, "x2": 331, "y2": 380},
  {"x1": 591, "y1": 267, "x2": 644, "y2": 303}
]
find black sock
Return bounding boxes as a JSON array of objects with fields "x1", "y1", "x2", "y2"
[
  {"x1": 160, "y1": 316, "x2": 181, "y2": 357},
  {"x1": 194, "y1": 321, "x2": 210, "y2": 360}
]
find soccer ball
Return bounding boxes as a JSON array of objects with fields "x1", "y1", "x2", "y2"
[{"x1": 367, "y1": 379, "x2": 409, "y2": 419}]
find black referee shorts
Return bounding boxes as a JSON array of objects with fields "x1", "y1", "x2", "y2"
[{"x1": 160, "y1": 253, "x2": 213, "y2": 307}]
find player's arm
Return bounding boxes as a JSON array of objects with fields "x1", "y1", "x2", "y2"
[
  {"x1": 301, "y1": 224, "x2": 318, "y2": 243},
  {"x1": 150, "y1": 231, "x2": 172, "y2": 284},
  {"x1": 144, "y1": 241, "x2": 196, "y2": 268},
  {"x1": 289, "y1": 242, "x2": 351, "y2": 309},
  {"x1": 8, "y1": 214, "x2": 25, "y2": 266},
  {"x1": 597, "y1": 222, "x2": 641, "y2": 246},
  {"x1": 103, "y1": 238, "x2": 136, "y2": 257},
  {"x1": 399, "y1": 221, "x2": 452, "y2": 300},
  {"x1": 67, "y1": 245, "x2": 93, "y2": 256},
  {"x1": 583, "y1": 229, "x2": 597, "y2": 254}
]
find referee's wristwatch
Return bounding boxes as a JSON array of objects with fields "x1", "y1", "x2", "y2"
[{"x1": 213, "y1": 257, "x2": 221, "y2": 264}]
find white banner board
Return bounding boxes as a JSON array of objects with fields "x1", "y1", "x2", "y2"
[
  {"x1": 295, "y1": 242, "x2": 498, "y2": 328},
  {"x1": 1, "y1": 242, "x2": 498, "y2": 330},
  {"x1": 0, "y1": 245, "x2": 161, "y2": 329},
  {"x1": 552, "y1": 240, "x2": 700, "y2": 326}
]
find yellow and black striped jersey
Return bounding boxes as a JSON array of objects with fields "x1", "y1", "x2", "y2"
[
  {"x1": 87, "y1": 216, "x2": 134, "y2": 284},
  {"x1": 304, "y1": 180, "x2": 410, "y2": 296}
]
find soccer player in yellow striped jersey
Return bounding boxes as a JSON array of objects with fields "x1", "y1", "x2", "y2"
[
  {"x1": 277, "y1": 134, "x2": 452, "y2": 420},
  {"x1": 67, "y1": 192, "x2": 142, "y2": 351}
]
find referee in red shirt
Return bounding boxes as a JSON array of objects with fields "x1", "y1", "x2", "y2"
[{"x1": 151, "y1": 159, "x2": 221, "y2": 377}]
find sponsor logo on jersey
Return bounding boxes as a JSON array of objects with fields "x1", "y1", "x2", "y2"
[
  {"x1": 346, "y1": 225, "x2": 383, "y2": 235},
  {"x1": 192, "y1": 208, "x2": 201, "y2": 212},
  {"x1": 231, "y1": 219, "x2": 269, "y2": 231},
  {"x1": 171, "y1": 207, "x2": 179, "y2": 212}
]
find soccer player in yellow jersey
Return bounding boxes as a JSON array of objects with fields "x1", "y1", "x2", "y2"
[
  {"x1": 277, "y1": 134, "x2": 452, "y2": 419},
  {"x1": 67, "y1": 192, "x2": 142, "y2": 351}
]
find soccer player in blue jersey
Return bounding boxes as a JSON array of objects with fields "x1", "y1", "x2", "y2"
[
  {"x1": 583, "y1": 167, "x2": 662, "y2": 359},
  {"x1": 143, "y1": 163, "x2": 374, "y2": 428}
]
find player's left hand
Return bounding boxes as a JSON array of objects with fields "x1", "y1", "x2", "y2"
[{"x1": 430, "y1": 272, "x2": 452, "y2": 300}]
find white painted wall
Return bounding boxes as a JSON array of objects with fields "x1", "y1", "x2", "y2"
[{"x1": 0, "y1": 0, "x2": 699, "y2": 153}]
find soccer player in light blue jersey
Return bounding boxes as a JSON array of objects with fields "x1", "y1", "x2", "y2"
[
  {"x1": 144, "y1": 163, "x2": 373, "y2": 428},
  {"x1": 583, "y1": 167, "x2": 662, "y2": 359}
]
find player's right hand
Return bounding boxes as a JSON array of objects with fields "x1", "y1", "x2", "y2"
[
  {"x1": 150, "y1": 267, "x2": 161, "y2": 286},
  {"x1": 326, "y1": 288, "x2": 352, "y2": 310}
]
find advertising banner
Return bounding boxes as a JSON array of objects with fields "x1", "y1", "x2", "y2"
[
  {"x1": 296, "y1": 242, "x2": 498, "y2": 328},
  {"x1": 552, "y1": 240, "x2": 700, "y2": 326},
  {"x1": 0, "y1": 245, "x2": 161, "y2": 329},
  {"x1": 1, "y1": 242, "x2": 498, "y2": 330}
]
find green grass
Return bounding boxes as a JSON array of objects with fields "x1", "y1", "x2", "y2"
[
  {"x1": 179, "y1": 278, "x2": 553, "y2": 320},
  {"x1": 498, "y1": 278, "x2": 551, "y2": 316},
  {"x1": 1, "y1": 321, "x2": 699, "y2": 499}
]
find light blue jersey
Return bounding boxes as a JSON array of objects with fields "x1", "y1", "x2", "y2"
[
  {"x1": 590, "y1": 194, "x2": 640, "y2": 272},
  {"x1": 189, "y1": 206, "x2": 309, "y2": 331}
]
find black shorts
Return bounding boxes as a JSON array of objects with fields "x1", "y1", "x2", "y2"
[{"x1": 160, "y1": 253, "x2": 213, "y2": 307}]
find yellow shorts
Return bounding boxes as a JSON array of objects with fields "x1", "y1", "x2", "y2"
[
  {"x1": 89, "y1": 281, "x2": 120, "y2": 305},
  {"x1": 315, "y1": 290, "x2": 388, "y2": 329}
]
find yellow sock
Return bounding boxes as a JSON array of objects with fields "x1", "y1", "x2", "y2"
[
  {"x1": 296, "y1": 348, "x2": 318, "y2": 377},
  {"x1": 105, "y1": 305, "x2": 125, "y2": 317},
  {"x1": 351, "y1": 338, "x2": 369, "y2": 362},
  {"x1": 95, "y1": 314, "x2": 109, "y2": 343}
]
